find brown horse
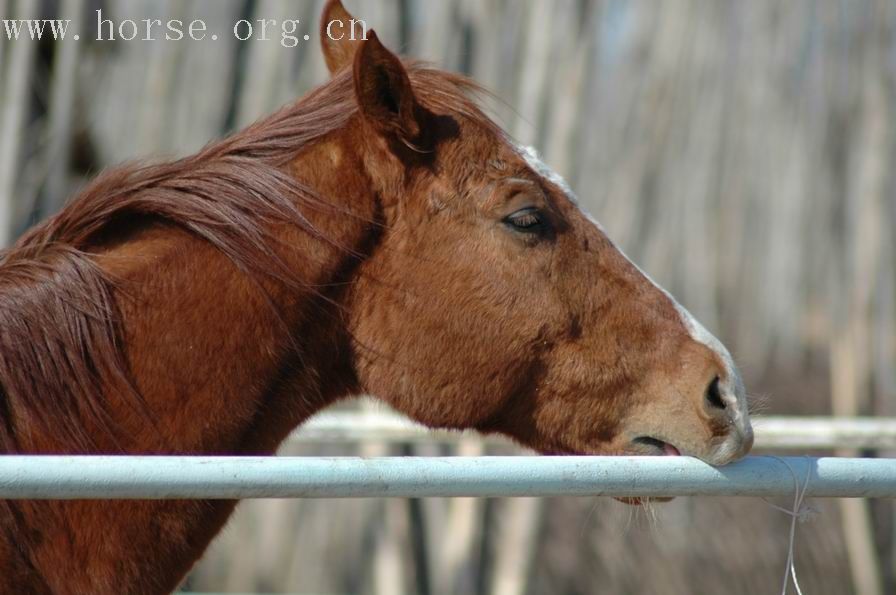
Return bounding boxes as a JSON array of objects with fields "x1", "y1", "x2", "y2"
[{"x1": 0, "y1": 1, "x2": 753, "y2": 592}]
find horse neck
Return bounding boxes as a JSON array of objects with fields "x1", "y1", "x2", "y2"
[
  {"x1": 165, "y1": 138, "x2": 380, "y2": 455},
  {"x1": 60, "y1": 131, "x2": 375, "y2": 456}
]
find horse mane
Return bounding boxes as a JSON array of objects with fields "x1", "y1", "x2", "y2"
[{"x1": 0, "y1": 63, "x2": 493, "y2": 453}]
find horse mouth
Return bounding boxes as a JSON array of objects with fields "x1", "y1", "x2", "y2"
[
  {"x1": 631, "y1": 436, "x2": 681, "y2": 456},
  {"x1": 542, "y1": 437, "x2": 681, "y2": 457}
]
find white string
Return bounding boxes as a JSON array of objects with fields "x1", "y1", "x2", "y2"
[{"x1": 762, "y1": 456, "x2": 818, "y2": 595}]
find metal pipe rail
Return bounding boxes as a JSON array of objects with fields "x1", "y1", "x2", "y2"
[
  {"x1": 0, "y1": 456, "x2": 894, "y2": 499},
  {"x1": 292, "y1": 413, "x2": 896, "y2": 450}
]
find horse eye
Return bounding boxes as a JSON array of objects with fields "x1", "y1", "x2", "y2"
[{"x1": 504, "y1": 207, "x2": 544, "y2": 232}]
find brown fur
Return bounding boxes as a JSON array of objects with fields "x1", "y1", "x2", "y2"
[{"x1": 0, "y1": 2, "x2": 750, "y2": 592}]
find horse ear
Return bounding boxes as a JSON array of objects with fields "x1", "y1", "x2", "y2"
[
  {"x1": 320, "y1": 0, "x2": 367, "y2": 75},
  {"x1": 353, "y1": 31, "x2": 421, "y2": 140}
]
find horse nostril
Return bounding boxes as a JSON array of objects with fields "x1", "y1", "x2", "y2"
[{"x1": 705, "y1": 376, "x2": 725, "y2": 410}]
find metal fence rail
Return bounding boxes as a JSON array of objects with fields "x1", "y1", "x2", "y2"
[
  {"x1": 0, "y1": 456, "x2": 894, "y2": 499},
  {"x1": 292, "y1": 413, "x2": 896, "y2": 450}
]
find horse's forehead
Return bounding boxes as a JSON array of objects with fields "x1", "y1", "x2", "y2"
[
  {"x1": 516, "y1": 145, "x2": 604, "y2": 231},
  {"x1": 518, "y1": 145, "x2": 578, "y2": 205}
]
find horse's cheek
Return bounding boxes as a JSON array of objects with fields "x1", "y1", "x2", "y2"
[{"x1": 345, "y1": 279, "x2": 509, "y2": 428}]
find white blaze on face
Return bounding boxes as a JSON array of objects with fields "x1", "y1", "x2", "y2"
[{"x1": 518, "y1": 146, "x2": 752, "y2": 452}]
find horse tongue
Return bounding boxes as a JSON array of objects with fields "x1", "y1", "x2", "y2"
[{"x1": 663, "y1": 443, "x2": 681, "y2": 456}]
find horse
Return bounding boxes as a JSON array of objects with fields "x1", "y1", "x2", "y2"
[{"x1": 0, "y1": 1, "x2": 753, "y2": 592}]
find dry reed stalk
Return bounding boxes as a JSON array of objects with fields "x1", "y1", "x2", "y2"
[
  {"x1": 0, "y1": 0, "x2": 7, "y2": 80},
  {"x1": 829, "y1": 6, "x2": 889, "y2": 594},
  {"x1": 43, "y1": 0, "x2": 85, "y2": 214},
  {"x1": 513, "y1": 0, "x2": 550, "y2": 146},
  {"x1": 409, "y1": 0, "x2": 455, "y2": 69},
  {"x1": 437, "y1": 438, "x2": 487, "y2": 594},
  {"x1": 236, "y1": 0, "x2": 292, "y2": 128},
  {"x1": 0, "y1": 0, "x2": 38, "y2": 246},
  {"x1": 489, "y1": 498, "x2": 541, "y2": 595},
  {"x1": 170, "y1": 0, "x2": 240, "y2": 152},
  {"x1": 359, "y1": 401, "x2": 408, "y2": 595}
]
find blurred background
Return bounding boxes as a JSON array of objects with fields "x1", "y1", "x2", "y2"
[{"x1": 1, "y1": 0, "x2": 895, "y2": 593}]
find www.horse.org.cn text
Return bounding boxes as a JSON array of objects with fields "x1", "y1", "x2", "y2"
[{"x1": 2, "y1": 9, "x2": 369, "y2": 48}]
